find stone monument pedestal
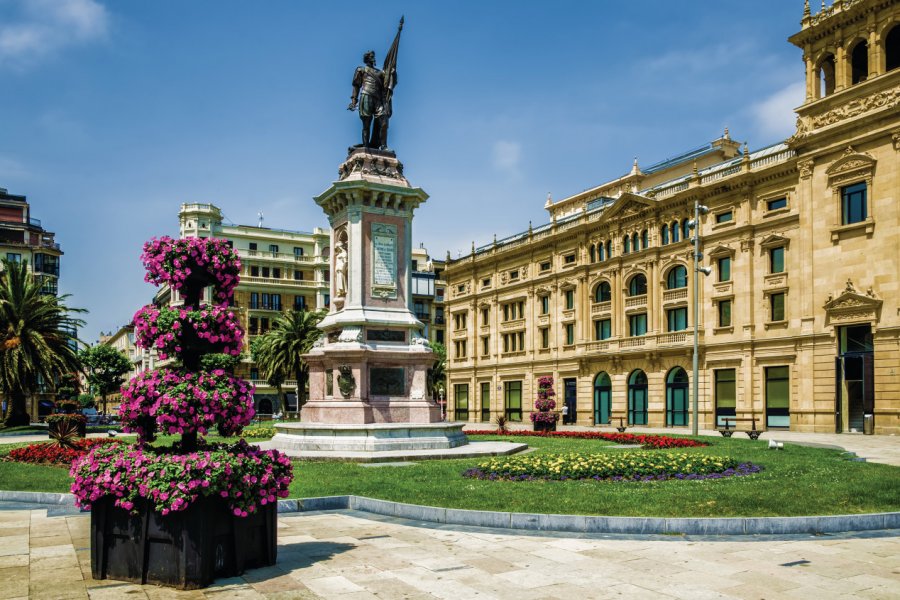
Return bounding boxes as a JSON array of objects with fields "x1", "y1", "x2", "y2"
[{"x1": 268, "y1": 148, "x2": 515, "y2": 460}]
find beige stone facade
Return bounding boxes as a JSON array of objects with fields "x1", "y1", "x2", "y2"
[{"x1": 444, "y1": 0, "x2": 900, "y2": 435}]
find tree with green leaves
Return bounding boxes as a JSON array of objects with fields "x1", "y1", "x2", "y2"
[
  {"x1": 79, "y1": 343, "x2": 132, "y2": 416},
  {"x1": 427, "y1": 341, "x2": 446, "y2": 399},
  {"x1": 250, "y1": 337, "x2": 288, "y2": 415},
  {"x1": 0, "y1": 258, "x2": 85, "y2": 426},
  {"x1": 253, "y1": 309, "x2": 324, "y2": 417}
]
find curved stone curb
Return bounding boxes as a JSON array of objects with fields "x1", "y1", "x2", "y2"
[
  {"x1": 275, "y1": 495, "x2": 900, "y2": 536},
  {"x1": 5, "y1": 491, "x2": 897, "y2": 535}
]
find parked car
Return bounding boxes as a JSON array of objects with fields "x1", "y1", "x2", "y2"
[{"x1": 81, "y1": 408, "x2": 100, "y2": 426}]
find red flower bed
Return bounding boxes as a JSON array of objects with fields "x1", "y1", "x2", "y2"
[
  {"x1": 465, "y1": 430, "x2": 708, "y2": 448},
  {"x1": 7, "y1": 439, "x2": 121, "y2": 466}
]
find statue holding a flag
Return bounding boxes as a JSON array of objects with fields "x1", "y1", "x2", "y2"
[{"x1": 348, "y1": 17, "x2": 403, "y2": 151}]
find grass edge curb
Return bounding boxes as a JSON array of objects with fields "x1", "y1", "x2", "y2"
[{"x1": 3, "y1": 490, "x2": 897, "y2": 536}]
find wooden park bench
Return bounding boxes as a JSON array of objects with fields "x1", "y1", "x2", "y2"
[{"x1": 718, "y1": 415, "x2": 763, "y2": 440}]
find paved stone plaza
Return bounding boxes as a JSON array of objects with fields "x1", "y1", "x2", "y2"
[{"x1": 0, "y1": 506, "x2": 897, "y2": 600}]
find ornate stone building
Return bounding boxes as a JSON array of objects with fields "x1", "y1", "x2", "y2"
[{"x1": 443, "y1": 0, "x2": 900, "y2": 434}]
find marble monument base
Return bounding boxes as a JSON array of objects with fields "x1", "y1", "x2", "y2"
[{"x1": 267, "y1": 422, "x2": 528, "y2": 462}]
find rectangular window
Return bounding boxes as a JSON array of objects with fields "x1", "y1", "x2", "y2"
[
  {"x1": 250, "y1": 266, "x2": 259, "y2": 277},
  {"x1": 540, "y1": 295, "x2": 549, "y2": 314},
  {"x1": 250, "y1": 292, "x2": 259, "y2": 309},
  {"x1": 770, "y1": 292, "x2": 785, "y2": 322},
  {"x1": 454, "y1": 312, "x2": 467, "y2": 330},
  {"x1": 249, "y1": 242, "x2": 257, "y2": 253},
  {"x1": 272, "y1": 268, "x2": 281, "y2": 279},
  {"x1": 539, "y1": 261, "x2": 551, "y2": 272},
  {"x1": 271, "y1": 294, "x2": 281, "y2": 311},
  {"x1": 505, "y1": 381, "x2": 522, "y2": 421},
  {"x1": 509, "y1": 269, "x2": 519, "y2": 281},
  {"x1": 765, "y1": 366, "x2": 790, "y2": 427},
  {"x1": 565, "y1": 289, "x2": 575, "y2": 310},
  {"x1": 769, "y1": 246, "x2": 785, "y2": 273},
  {"x1": 718, "y1": 300, "x2": 732, "y2": 327},
  {"x1": 540, "y1": 327, "x2": 549, "y2": 348},
  {"x1": 481, "y1": 307, "x2": 489, "y2": 325},
  {"x1": 261, "y1": 293, "x2": 271, "y2": 309},
  {"x1": 518, "y1": 331, "x2": 524, "y2": 351},
  {"x1": 766, "y1": 197, "x2": 787, "y2": 211},
  {"x1": 594, "y1": 319, "x2": 611, "y2": 340},
  {"x1": 454, "y1": 384, "x2": 469, "y2": 421},
  {"x1": 841, "y1": 182, "x2": 867, "y2": 225},
  {"x1": 293, "y1": 246, "x2": 304, "y2": 257},
  {"x1": 482, "y1": 277, "x2": 491, "y2": 288},
  {"x1": 294, "y1": 270, "x2": 303, "y2": 280},
  {"x1": 6, "y1": 253, "x2": 21, "y2": 263},
  {"x1": 293, "y1": 295, "x2": 306, "y2": 311},
  {"x1": 629, "y1": 313, "x2": 647, "y2": 336},
  {"x1": 715, "y1": 211, "x2": 733, "y2": 223},
  {"x1": 260, "y1": 317, "x2": 269, "y2": 333},
  {"x1": 666, "y1": 307, "x2": 688, "y2": 332},
  {"x1": 482, "y1": 336, "x2": 490, "y2": 356},
  {"x1": 269, "y1": 244, "x2": 279, "y2": 256},
  {"x1": 717, "y1": 256, "x2": 731, "y2": 282},
  {"x1": 565, "y1": 323, "x2": 574, "y2": 345},
  {"x1": 261, "y1": 266, "x2": 270, "y2": 278},
  {"x1": 249, "y1": 317, "x2": 258, "y2": 335},
  {"x1": 564, "y1": 254, "x2": 576, "y2": 264},
  {"x1": 480, "y1": 382, "x2": 491, "y2": 422},
  {"x1": 455, "y1": 340, "x2": 467, "y2": 358},
  {"x1": 715, "y1": 369, "x2": 736, "y2": 427}
]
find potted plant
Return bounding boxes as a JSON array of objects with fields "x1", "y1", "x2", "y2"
[
  {"x1": 47, "y1": 412, "x2": 87, "y2": 438},
  {"x1": 530, "y1": 376, "x2": 560, "y2": 433},
  {"x1": 71, "y1": 236, "x2": 293, "y2": 590}
]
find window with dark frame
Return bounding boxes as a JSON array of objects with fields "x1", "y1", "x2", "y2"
[{"x1": 841, "y1": 182, "x2": 867, "y2": 225}]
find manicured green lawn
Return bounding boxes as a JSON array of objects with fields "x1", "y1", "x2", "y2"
[{"x1": 2, "y1": 434, "x2": 899, "y2": 517}]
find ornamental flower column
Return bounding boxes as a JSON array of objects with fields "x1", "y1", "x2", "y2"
[{"x1": 71, "y1": 236, "x2": 293, "y2": 589}]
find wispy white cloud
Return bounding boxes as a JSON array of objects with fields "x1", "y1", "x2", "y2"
[
  {"x1": 492, "y1": 140, "x2": 521, "y2": 174},
  {"x1": 0, "y1": 0, "x2": 109, "y2": 70},
  {"x1": 750, "y1": 81, "x2": 805, "y2": 140}
]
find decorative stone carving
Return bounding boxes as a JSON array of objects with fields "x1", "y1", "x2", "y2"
[
  {"x1": 810, "y1": 86, "x2": 900, "y2": 130},
  {"x1": 337, "y1": 326, "x2": 363, "y2": 343},
  {"x1": 337, "y1": 365, "x2": 356, "y2": 398},
  {"x1": 892, "y1": 129, "x2": 900, "y2": 152},
  {"x1": 823, "y1": 283, "x2": 882, "y2": 327},
  {"x1": 338, "y1": 150, "x2": 408, "y2": 184},
  {"x1": 312, "y1": 334, "x2": 326, "y2": 349},
  {"x1": 797, "y1": 159, "x2": 814, "y2": 180},
  {"x1": 334, "y1": 236, "x2": 348, "y2": 299}
]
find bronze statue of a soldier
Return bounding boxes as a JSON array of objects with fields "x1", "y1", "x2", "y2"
[{"x1": 348, "y1": 18, "x2": 402, "y2": 151}]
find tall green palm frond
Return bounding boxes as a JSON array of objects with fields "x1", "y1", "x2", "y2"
[{"x1": 0, "y1": 258, "x2": 86, "y2": 425}]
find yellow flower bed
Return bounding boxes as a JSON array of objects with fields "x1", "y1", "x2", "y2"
[{"x1": 464, "y1": 451, "x2": 749, "y2": 482}]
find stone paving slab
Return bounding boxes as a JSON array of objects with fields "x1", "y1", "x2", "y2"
[{"x1": 0, "y1": 507, "x2": 898, "y2": 599}]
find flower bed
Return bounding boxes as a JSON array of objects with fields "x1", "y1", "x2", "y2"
[
  {"x1": 71, "y1": 439, "x2": 292, "y2": 516},
  {"x1": 119, "y1": 369, "x2": 255, "y2": 440},
  {"x1": 463, "y1": 451, "x2": 760, "y2": 482},
  {"x1": 466, "y1": 430, "x2": 708, "y2": 448},
  {"x1": 133, "y1": 305, "x2": 243, "y2": 361},
  {"x1": 142, "y1": 236, "x2": 240, "y2": 305},
  {"x1": 46, "y1": 413, "x2": 87, "y2": 425},
  {"x1": 7, "y1": 438, "x2": 120, "y2": 466}
]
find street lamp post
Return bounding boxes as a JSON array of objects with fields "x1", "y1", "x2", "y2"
[{"x1": 689, "y1": 199, "x2": 710, "y2": 436}]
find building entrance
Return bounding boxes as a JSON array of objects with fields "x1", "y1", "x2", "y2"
[
  {"x1": 835, "y1": 325, "x2": 874, "y2": 433},
  {"x1": 593, "y1": 372, "x2": 611, "y2": 425},
  {"x1": 563, "y1": 378, "x2": 577, "y2": 424}
]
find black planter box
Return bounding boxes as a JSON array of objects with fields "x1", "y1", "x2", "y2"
[
  {"x1": 91, "y1": 495, "x2": 277, "y2": 589},
  {"x1": 533, "y1": 419, "x2": 557, "y2": 433},
  {"x1": 48, "y1": 419, "x2": 86, "y2": 438}
]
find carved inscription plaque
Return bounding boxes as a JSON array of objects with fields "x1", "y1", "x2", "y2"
[{"x1": 372, "y1": 223, "x2": 398, "y2": 299}]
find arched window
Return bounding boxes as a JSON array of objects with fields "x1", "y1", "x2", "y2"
[
  {"x1": 660, "y1": 225, "x2": 669, "y2": 245},
  {"x1": 594, "y1": 281, "x2": 611, "y2": 303},
  {"x1": 605, "y1": 240, "x2": 612, "y2": 259},
  {"x1": 666, "y1": 367, "x2": 689, "y2": 427},
  {"x1": 598, "y1": 242, "x2": 605, "y2": 262},
  {"x1": 666, "y1": 265, "x2": 688, "y2": 289},
  {"x1": 682, "y1": 220, "x2": 691, "y2": 241},
  {"x1": 623, "y1": 235, "x2": 630, "y2": 254},
  {"x1": 641, "y1": 229, "x2": 648, "y2": 249},
  {"x1": 593, "y1": 372, "x2": 612, "y2": 425},
  {"x1": 628, "y1": 274, "x2": 647, "y2": 296},
  {"x1": 818, "y1": 53, "x2": 836, "y2": 97},
  {"x1": 887, "y1": 25, "x2": 900, "y2": 72},
  {"x1": 628, "y1": 370, "x2": 648, "y2": 425},
  {"x1": 671, "y1": 221, "x2": 680, "y2": 243},
  {"x1": 631, "y1": 232, "x2": 639, "y2": 252},
  {"x1": 850, "y1": 40, "x2": 869, "y2": 84},
  {"x1": 589, "y1": 244, "x2": 596, "y2": 263}
]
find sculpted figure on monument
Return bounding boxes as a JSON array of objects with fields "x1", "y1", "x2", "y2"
[
  {"x1": 347, "y1": 18, "x2": 403, "y2": 151},
  {"x1": 334, "y1": 239, "x2": 348, "y2": 297}
]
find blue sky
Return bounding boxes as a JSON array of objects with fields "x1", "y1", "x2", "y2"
[{"x1": 0, "y1": 0, "x2": 806, "y2": 343}]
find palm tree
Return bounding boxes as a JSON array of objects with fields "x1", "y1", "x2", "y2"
[
  {"x1": 427, "y1": 341, "x2": 446, "y2": 400},
  {"x1": 253, "y1": 309, "x2": 324, "y2": 417},
  {"x1": 0, "y1": 259, "x2": 85, "y2": 426},
  {"x1": 250, "y1": 336, "x2": 288, "y2": 415}
]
